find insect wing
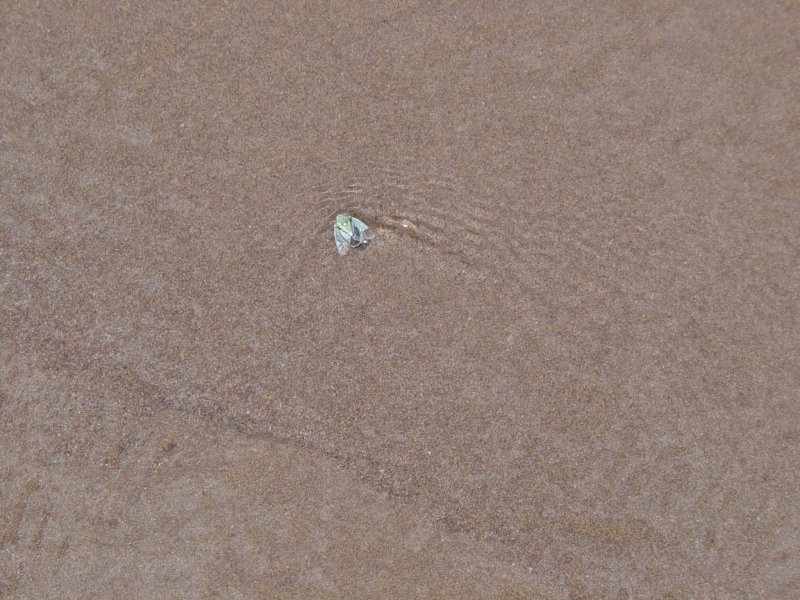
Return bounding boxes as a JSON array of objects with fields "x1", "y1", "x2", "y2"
[
  {"x1": 350, "y1": 217, "x2": 375, "y2": 243},
  {"x1": 333, "y1": 227, "x2": 351, "y2": 255}
]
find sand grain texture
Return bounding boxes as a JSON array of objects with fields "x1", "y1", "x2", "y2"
[{"x1": 2, "y1": 1, "x2": 799, "y2": 597}]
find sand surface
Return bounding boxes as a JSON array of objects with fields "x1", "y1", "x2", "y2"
[{"x1": 2, "y1": 2, "x2": 799, "y2": 597}]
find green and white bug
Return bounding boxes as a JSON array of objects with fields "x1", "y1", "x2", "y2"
[{"x1": 333, "y1": 213, "x2": 375, "y2": 255}]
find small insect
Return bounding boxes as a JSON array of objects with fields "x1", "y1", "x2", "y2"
[{"x1": 333, "y1": 213, "x2": 375, "y2": 255}]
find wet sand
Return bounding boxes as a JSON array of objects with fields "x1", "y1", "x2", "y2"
[{"x1": 2, "y1": 2, "x2": 799, "y2": 597}]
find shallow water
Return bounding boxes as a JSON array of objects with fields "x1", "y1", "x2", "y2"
[{"x1": 2, "y1": 2, "x2": 799, "y2": 597}]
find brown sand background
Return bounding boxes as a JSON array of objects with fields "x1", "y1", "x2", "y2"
[{"x1": 2, "y1": 1, "x2": 799, "y2": 597}]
